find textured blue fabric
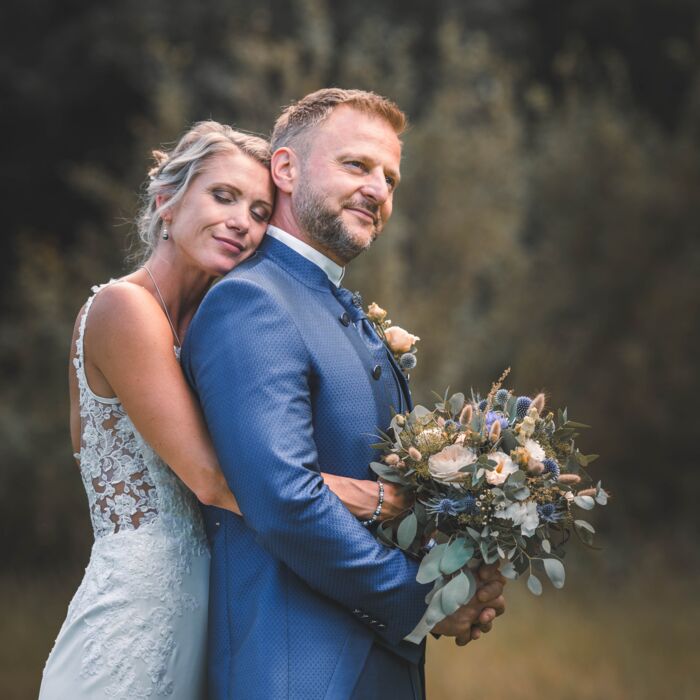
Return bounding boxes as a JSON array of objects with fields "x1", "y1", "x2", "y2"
[{"x1": 182, "y1": 235, "x2": 431, "y2": 699}]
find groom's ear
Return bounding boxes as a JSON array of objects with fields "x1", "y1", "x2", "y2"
[{"x1": 270, "y1": 147, "x2": 297, "y2": 194}]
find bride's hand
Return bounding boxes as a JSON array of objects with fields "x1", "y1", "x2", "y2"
[{"x1": 379, "y1": 480, "x2": 414, "y2": 520}]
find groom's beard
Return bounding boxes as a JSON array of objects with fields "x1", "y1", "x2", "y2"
[{"x1": 293, "y1": 181, "x2": 381, "y2": 264}]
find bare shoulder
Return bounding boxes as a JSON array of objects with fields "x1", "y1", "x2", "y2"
[{"x1": 84, "y1": 280, "x2": 172, "y2": 354}]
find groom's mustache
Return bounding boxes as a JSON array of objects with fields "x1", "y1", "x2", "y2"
[{"x1": 341, "y1": 197, "x2": 381, "y2": 228}]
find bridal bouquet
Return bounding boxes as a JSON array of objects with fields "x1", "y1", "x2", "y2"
[{"x1": 370, "y1": 369, "x2": 607, "y2": 633}]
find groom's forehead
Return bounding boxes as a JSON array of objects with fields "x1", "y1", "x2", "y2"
[{"x1": 312, "y1": 106, "x2": 402, "y2": 156}]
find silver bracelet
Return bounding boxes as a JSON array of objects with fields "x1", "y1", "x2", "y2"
[{"x1": 361, "y1": 480, "x2": 384, "y2": 526}]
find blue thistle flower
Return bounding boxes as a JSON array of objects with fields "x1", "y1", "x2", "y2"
[
  {"x1": 444, "y1": 419, "x2": 462, "y2": 431},
  {"x1": 485, "y1": 411, "x2": 509, "y2": 434},
  {"x1": 454, "y1": 494, "x2": 480, "y2": 515},
  {"x1": 399, "y1": 352, "x2": 417, "y2": 370},
  {"x1": 515, "y1": 396, "x2": 533, "y2": 420},
  {"x1": 478, "y1": 399, "x2": 487, "y2": 411},
  {"x1": 424, "y1": 498, "x2": 464, "y2": 517},
  {"x1": 537, "y1": 503, "x2": 564, "y2": 523},
  {"x1": 543, "y1": 458, "x2": 560, "y2": 479},
  {"x1": 495, "y1": 389, "x2": 510, "y2": 407}
]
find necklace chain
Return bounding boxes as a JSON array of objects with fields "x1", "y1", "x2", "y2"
[{"x1": 141, "y1": 266, "x2": 182, "y2": 347}]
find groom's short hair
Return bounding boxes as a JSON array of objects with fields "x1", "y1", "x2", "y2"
[{"x1": 270, "y1": 88, "x2": 407, "y2": 153}]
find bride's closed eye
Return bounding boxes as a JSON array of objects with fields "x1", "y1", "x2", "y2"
[{"x1": 213, "y1": 189, "x2": 235, "y2": 204}]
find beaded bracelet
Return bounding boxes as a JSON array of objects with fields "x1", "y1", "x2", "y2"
[{"x1": 361, "y1": 480, "x2": 384, "y2": 526}]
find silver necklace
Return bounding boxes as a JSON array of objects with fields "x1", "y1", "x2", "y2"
[{"x1": 141, "y1": 265, "x2": 182, "y2": 347}]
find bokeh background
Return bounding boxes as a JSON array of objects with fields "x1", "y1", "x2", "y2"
[{"x1": 2, "y1": 0, "x2": 699, "y2": 697}]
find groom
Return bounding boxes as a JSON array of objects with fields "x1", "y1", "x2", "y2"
[{"x1": 183, "y1": 89, "x2": 505, "y2": 699}]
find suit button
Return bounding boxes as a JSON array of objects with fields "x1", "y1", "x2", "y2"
[
  {"x1": 340, "y1": 312, "x2": 351, "y2": 326},
  {"x1": 372, "y1": 365, "x2": 382, "y2": 380},
  {"x1": 377, "y1": 623, "x2": 387, "y2": 630}
]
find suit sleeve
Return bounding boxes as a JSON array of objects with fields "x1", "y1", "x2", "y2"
[{"x1": 184, "y1": 277, "x2": 431, "y2": 645}]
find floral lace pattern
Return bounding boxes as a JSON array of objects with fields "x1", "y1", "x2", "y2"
[{"x1": 46, "y1": 281, "x2": 210, "y2": 697}]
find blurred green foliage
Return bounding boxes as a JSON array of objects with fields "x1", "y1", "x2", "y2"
[{"x1": 1, "y1": 0, "x2": 699, "y2": 579}]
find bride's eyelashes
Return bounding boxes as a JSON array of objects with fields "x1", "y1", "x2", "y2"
[
  {"x1": 212, "y1": 188, "x2": 270, "y2": 223},
  {"x1": 212, "y1": 188, "x2": 235, "y2": 204}
]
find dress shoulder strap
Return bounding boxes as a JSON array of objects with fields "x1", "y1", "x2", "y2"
[{"x1": 73, "y1": 281, "x2": 121, "y2": 404}]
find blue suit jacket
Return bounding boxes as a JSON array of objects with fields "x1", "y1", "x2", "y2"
[{"x1": 182, "y1": 235, "x2": 431, "y2": 699}]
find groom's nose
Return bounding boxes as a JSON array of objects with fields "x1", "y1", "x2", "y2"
[{"x1": 360, "y1": 168, "x2": 391, "y2": 204}]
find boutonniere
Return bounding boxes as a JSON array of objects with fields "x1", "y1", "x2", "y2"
[{"x1": 355, "y1": 295, "x2": 420, "y2": 375}]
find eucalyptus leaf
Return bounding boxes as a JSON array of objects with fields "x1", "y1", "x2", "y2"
[
  {"x1": 566, "y1": 454, "x2": 580, "y2": 472},
  {"x1": 527, "y1": 574, "x2": 543, "y2": 595},
  {"x1": 440, "y1": 538, "x2": 475, "y2": 576},
  {"x1": 543, "y1": 558, "x2": 566, "y2": 589},
  {"x1": 466, "y1": 527, "x2": 481, "y2": 542},
  {"x1": 397, "y1": 513, "x2": 418, "y2": 549},
  {"x1": 564, "y1": 421, "x2": 591, "y2": 429},
  {"x1": 440, "y1": 571, "x2": 473, "y2": 616},
  {"x1": 416, "y1": 543, "x2": 448, "y2": 584},
  {"x1": 423, "y1": 587, "x2": 448, "y2": 627},
  {"x1": 500, "y1": 560, "x2": 518, "y2": 580},
  {"x1": 513, "y1": 486, "x2": 531, "y2": 501},
  {"x1": 369, "y1": 461, "x2": 408, "y2": 485},
  {"x1": 574, "y1": 495, "x2": 595, "y2": 510},
  {"x1": 507, "y1": 470, "x2": 527, "y2": 485},
  {"x1": 574, "y1": 519, "x2": 596, "y2": 546},
  {"x1": 542, "y1": 539, "x2": 551, "y2": 554},
  {"x1": 480, "y1": 539, "x2": 499, "y2": 564},
  {"x1": 595, "y1": 483, "x2": 608, "y2": 505},
  {"x1": 500, "y1": 429, "x2": 518, "y2": 453},
  {"x1": 448, "y1": 393, "x2": 465, "y2": 416}
]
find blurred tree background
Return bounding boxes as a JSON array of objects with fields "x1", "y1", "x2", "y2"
[{"x1": 1, "y1": 0, "x2": 699, "y2": 697}]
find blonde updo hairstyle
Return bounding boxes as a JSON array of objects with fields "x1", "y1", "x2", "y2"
[{"x1": 135, "y1": 120, "x2": 271, "y2": 263}]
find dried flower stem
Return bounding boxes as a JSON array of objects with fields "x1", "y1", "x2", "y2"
[{"x1": 482, "y1": 367, "x2": 511, "y2": 435}]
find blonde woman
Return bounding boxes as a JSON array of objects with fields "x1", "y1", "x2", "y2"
[{"x1": 39, "y1": 121, "x2": 410, "y2": 699}]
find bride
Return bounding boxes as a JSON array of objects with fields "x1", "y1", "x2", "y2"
[{"x1": 39, "y1": 120, "x2": 411, "y2": 699}]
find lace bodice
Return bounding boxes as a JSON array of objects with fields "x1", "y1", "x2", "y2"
[{"x1": 73, "y1": 282, "x2": 206, "y2": 547}]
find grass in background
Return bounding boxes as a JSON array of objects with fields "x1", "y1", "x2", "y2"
[
  {"x1": 1, "y1": 565, "x2": 698, "y2": 699},
  {"x1": 427, "y1": 564, "x2": 699, "y2": 699}
]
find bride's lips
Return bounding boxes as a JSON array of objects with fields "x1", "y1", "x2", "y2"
[{"x1": 213, "y1": 236, "x2": 245, "y2": 254}]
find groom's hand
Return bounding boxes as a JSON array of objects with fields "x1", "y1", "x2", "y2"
[
  {"x1": 461, "y1": 564, "x2": 507, "y2": 645},
  {"x1": 431, "y1": 563, "x2": 506, "y2": 646}
]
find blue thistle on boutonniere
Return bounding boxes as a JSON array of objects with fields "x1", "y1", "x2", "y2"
[{"x1": 364, "y1": 300, "x2": 420, "y2": 376}]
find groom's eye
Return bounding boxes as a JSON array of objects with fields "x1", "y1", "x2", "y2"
[{"x1": 346, "y1": 160, "x2": 366, "y2": 171}]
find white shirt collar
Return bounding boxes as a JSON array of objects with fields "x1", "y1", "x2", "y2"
[{"x1": 266, "y1": 225, "x2": 345, "y2": 287}]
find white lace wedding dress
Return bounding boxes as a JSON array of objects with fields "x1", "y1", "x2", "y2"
[{"x1": 39, "y1": 284, "x2": 210, "y2": 699}]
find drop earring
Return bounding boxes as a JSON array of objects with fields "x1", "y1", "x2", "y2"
[{"x1": 162, "y1": 224, "x2": 169, "y2": 240}]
